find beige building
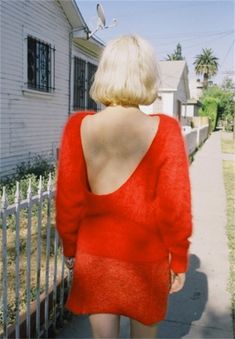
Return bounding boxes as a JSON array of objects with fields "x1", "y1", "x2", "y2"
[{"x1": 140, "y1": 60, "x2": 190, "y2": 121}]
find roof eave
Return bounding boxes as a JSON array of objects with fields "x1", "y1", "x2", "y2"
[
  {"x1": 58, "y1": 0, "x2": 87, "y2": 29},
  {"x1": 58, "y1": 0, "x2": 104, "y2": 54},
  {"x1": 158, "y1": 88, "x2": 177, "y2": 92}
]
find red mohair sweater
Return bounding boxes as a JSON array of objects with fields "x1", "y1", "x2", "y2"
[{"x1": 55, "y1": 111, "x2": 193, "y2": 325}]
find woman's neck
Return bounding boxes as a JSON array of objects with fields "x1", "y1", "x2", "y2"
[{"x1": 103, "y1": 105, "x2": 141, "y2": 115}]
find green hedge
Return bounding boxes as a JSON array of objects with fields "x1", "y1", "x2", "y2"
[{"x1": 199, "y1": 96, "x2": 219, "y2": 132}]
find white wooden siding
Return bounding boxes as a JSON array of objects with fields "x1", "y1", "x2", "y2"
[
  {"x1": 161, "y1": 92, "x2": 174, "y2": 116},
  {"x1": 0, "y1": 0, "x2": 72, "y2": 177},
  {"x1": 173, "y1": 75, "x2": 189, "y2": 118}
]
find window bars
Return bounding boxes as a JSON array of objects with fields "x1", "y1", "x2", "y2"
[
  {"x1": 73, "y1": 57, "x2": 97, "y2": 111},
  {"x1": 27, "y1": 36, "x2": 55, "y2": 92},
  {"x1": 87, "y1": 62, "x2": 97, "y2": 111},
  {"x1": 73, "y1": 57, "x2": 86, "y2": 110}
]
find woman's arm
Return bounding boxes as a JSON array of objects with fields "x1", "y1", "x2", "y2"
[
  {"x1": 55, "y1": 115, "x2": 85, "y2": 258},
  {"x1": 157, "y1": 117, "x2": 193, "y2": 275}
]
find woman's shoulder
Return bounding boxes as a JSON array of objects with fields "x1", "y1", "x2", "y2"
[
  {"x1": 69, "y1": 110, "x2": 95, "y2": 123},
  {"x1": 153, "y1": 113, "x2": 182, "y2": 132},
  {"x1": 63, "y1": 110, "x2": 95, "y2": 131},
  {"x1": 152, "y1": 112, "x2": 179, "y2": 123}
]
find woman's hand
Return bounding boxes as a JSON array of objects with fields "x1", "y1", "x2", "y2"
[
  {"x1": 169, "y1": 270, "x2": 185, "y2": 294},
  {"x1": 64, "y1": 256, "x2": 75, "y2": 270}
]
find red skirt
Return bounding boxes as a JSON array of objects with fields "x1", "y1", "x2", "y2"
[{"x1": 66, "y1": 251, "x2": 170, "y2": 325}]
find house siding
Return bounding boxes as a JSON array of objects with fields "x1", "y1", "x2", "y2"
[
  {"x1": 161, "y1": 92, "x2": 174, "y2": 116},
  {"x1": 0, "y1": 0, "x2": 71, "y2": 177},
  {"x1": 173, "y1": 74, "x2": 189, "y2": 119}
]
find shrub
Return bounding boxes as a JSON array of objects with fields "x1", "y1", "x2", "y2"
[
  {"x1": 0, "y1": 154, "x2": 56, "y2": 194},
  {"x1": 199, "y1": 96, "x2": 219, "y2": 132}
]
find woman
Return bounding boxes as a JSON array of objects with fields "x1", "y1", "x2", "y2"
[{"x1": 56, "y1": 35, "x2": 193, "y2": 338}]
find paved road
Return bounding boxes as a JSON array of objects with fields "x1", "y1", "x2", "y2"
[{"x1": 56, "y1": 130, "x2": 233, "y2": 338}]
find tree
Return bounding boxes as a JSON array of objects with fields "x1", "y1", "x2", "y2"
[
  {"x1": 199, "y1": 85, "x2": 234, "y2": 131},
  {"x1": 194, "y1": 48, "x2": 219, "y2": 89},
  {"x1": 221, "y1": 76, "x2": 235, "y2": 91},
  {"x1": 166, "y1": 43, "x2": 184, "y2": 61}
]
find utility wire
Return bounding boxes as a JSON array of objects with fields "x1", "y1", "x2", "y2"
[{"x1": 219, "y1": 38, "x2": 235, "y2": 68}]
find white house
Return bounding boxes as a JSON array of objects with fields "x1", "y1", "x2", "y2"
[
  {"x1": 182, "y1": 98, "x2": 202, "y2": 119},
  {"x1": 0, "y1": 0, "x2": 104, "y2": 178},
  {"x1": 189, "y1": 78, "x2": 204, "y2": 100},
  {"x1": 140, "y1": 60, "x2": 190, "y2": 121}
]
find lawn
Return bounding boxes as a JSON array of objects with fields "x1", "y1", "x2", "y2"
[{"x1": 221, "y1": 131, "x2": 235, "y2": 333}]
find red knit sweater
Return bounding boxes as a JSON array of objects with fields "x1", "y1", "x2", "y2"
[{"x1": 56, "y1": 111, "x2": 193, "y2": 273}]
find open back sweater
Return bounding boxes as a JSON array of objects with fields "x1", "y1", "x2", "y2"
[{"x1": 55, "y1": 111, "x2": 193, "y2": 324}]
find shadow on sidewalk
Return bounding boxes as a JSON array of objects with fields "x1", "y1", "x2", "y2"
[{"x1": 158, "y1": 254, "x2": 208, "y2": 338}]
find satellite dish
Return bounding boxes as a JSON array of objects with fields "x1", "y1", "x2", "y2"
[
  {"x1": 88, "y1": 3, "x2": 117, "y2": 39},
  {"x1": 97, "y1": 4, "x2": 106, "y2": 28}
]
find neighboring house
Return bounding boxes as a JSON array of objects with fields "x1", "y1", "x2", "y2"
[
  {"x1": 189, "y1": 78, "x2": 204, "y2": 100},
  {"x1": 181, "y1": 78, "x2": 203, "y2": 123},
  {"x1": 182, "y1": 99, "x2": 202, "y2": 118},
  {"x1": 0, "y1": 0, "x2": 104, "y2": 178},
  {"x1": 140, "y1": 60, "x2": 190, "y2": 121}
]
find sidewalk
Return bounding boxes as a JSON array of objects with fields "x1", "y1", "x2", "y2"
[{"x1": 56, "y1": 130, "x2": 233, "y2": 339}]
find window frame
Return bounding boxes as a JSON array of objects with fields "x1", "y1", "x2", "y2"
[
  {"x1": 22, "y1": 29, "x2": 55, "y2": 97},
  {"x1": 72, "y1": 54, "x2": 100, "y2": 111}
]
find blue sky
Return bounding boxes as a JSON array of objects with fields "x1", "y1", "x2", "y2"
[{"x1": 76, "y1": 0, "x2": 235, "y2": 85}]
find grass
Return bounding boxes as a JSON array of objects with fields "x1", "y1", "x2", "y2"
[
  {"x1": 221, "y1": 131, "x2": 235, "y2": 335},
  {"x1": 221, "y1": 131, "x2": 235, "y2": 153}
]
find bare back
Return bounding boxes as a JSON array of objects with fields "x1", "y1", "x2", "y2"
[{"x1": 80, "y1": 107, "x2": 160, "y2": 195}]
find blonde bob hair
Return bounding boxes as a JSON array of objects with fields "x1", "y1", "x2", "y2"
[{"x1": 90, "y1": 35, "x2": 159, "y2": 106}]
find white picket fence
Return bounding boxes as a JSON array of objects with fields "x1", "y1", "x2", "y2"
[{"x1": 0, "y1": 174, "x2": 71, "y2": 339}]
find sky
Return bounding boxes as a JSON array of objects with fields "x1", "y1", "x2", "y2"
[{"x1": 76, "y1": 0, "x2": 235, "y2": 85}]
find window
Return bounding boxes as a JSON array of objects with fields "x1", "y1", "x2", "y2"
[
  {"x1": 177, "y1": 100, "x2": 182, "y2": 121},
  {"x1": 27, "y1": 36, "x2": 55, "y2": 92},
  {"x1": 87, "y1": 62, "x2": 97, "y2": 110},
  {"x1": 73, "y1": 57, "x2": 97, "y2": 111},
  {"x1": 73, "y1": 57, "x2": 86, "y2": 110}
]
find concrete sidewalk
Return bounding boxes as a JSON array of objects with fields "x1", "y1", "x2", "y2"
[{"x1": 56, "y1": 130, "x2": 233, "y2": 339}]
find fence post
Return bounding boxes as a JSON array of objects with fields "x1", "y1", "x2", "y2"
[
  {"x1": 26, "y1": 179, "x2": 32, "y2": 338},
  {"x1": 14, "y1": 182, "x2": 21, "y2": 339},
  {"x1": 44, "y1": 173, "x2": 52, "y2": 337},
  {"x1": 1, "y1": 187, "x2": 8, "y2": 339},
  {"x1": 36, "y1": 176, "x2": 43, "y2": 338}
]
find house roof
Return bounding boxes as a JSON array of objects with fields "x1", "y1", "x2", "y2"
[
  {"x1": 158, "y1": 60, "x2": 188, "y2": 90},
  {"x1": 58, "y1": 0, "x2": 104, "y2": 56},
  {"x1": 58, "y1": 0, "x2": 87, "y2": 32}
]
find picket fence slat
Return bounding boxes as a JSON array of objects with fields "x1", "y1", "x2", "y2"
[
  {"x1": 52, "y1": 231, "x2": 59, "y2": 332},
  {"x1": 44, "y1": 174, "x2": 52, "y2": 338},
  {"x1": 26, "y1": 179, "x2": 32, "y2": 338},
  {"x1": 0, "y1": 173, "x2": 70, "y2": 339},
  {"x1": 36, "y1": 176, "x2": 43, "y2": 339},
  {"x1": 14, "y1": 182, "x2": 21, "y2": 339},
  {"x1": 1, "y1": 188, "x2": 8, "y2": 339}
]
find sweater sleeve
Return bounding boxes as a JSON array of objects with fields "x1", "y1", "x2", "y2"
[
  {"x1": 157, "y1": 117, "x2": 193, "y2": 273},
  {"x1": 55, "y1": 114, "x2": 86, "y2": 257}
]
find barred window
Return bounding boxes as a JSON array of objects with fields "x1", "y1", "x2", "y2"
[
  {"x1": 73, "y1": 57, "x2": 97, "y2": 111},
  {"x1": 27, "y1": 36, "x2": 55, "y2": 92},
  {"x1": 87, "y1": 62, "x2": 97, "y2": 110},
  {"x1": 73, "y1": 57, "x2": 86, "y2": 110}
]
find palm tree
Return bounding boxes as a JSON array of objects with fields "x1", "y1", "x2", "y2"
[
  {"x1": 194, "y1": 48, "x2": 219, "y2": 89},
  {"x1": 166, "y1": 53, "x2": 180, "y2": 61},
  {"x1": 166, "y1": 43, "x2": 184, "y2": 61}
]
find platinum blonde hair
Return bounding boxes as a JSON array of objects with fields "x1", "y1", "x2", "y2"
[{"x1": 90, "y1": 35, "x2": 159, "y2": 106}]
